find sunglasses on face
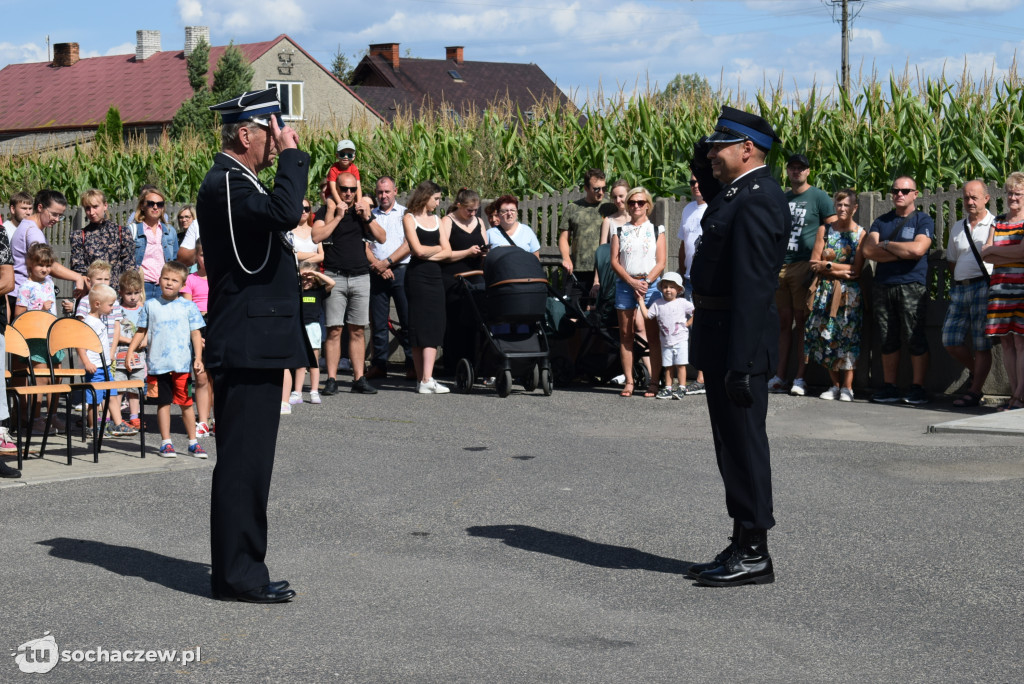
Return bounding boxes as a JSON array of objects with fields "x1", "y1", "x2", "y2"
[
  {"x1": 301, "y1": 206, "x2": 311, "y2": 212},
  {"x1": 627, "y1": 200, "x2": 647, "y2": 207},
  {"x1": 338, "y1": 152, "x2": 355, "y2": 159},
  {"x1": 146, "y1": 201, "x2": 165, "y2": 209},
  {"x1": 339, "y1": 186, "x2": 358, "y2": 193},
  {"x1": 589, "y1": 185, "x2": 606, "y2": 193},
  {"x1": 689, "y1": 180, "x2": 698, "y2": 186},
  {"x1": 891, "y1": 188, "x2": 915, "y2": 195}
]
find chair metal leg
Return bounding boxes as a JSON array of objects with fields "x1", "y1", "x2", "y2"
[{"x1": 138, "y1": 392, "x2": 146, "y2": 459}]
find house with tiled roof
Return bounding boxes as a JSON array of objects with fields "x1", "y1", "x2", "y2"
[
  {"x1": 0, "y1": 28, "x2": 384, "y2": 153},
  {"x1": 350, "y1": 43, "x2": 573, "y2": 122}
]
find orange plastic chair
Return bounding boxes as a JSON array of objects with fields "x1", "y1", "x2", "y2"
[
  {"x1": 11, "y1": 310, "x2": 86, "y2": 381},
  {"x1": 5, "y1": 326, "x2": 73, "y2": 467},
  {"x1": 46, "y1": 317, "x2": 146, "y2": 463}
]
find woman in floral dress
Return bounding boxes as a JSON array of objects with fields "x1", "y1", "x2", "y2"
[
  {"x1": 805, "y1": 189, "x2": 865, "y2": 401},
  {"x1": 982, "y1": 172, "x2": 1024, "y2": 410}
]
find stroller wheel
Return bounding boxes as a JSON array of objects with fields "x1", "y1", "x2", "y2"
[
  {"x1": 540, "y1": 368, "x2": 553, "y2": 396},
  {"x1": 496, "y1": 370, "x2": 513, "y2": 398},
  {"x1": 455, "y1": 358, "x2": 474, "y2": 393},
  {"x1": 523, "y1": 364, "x2": 539, "y2": 392}
]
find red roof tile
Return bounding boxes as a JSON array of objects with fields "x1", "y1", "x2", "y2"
[
  {"x1": 351, "y1": 54, "x2": 573, "y2": 122},
  {"x1": 0, "y1": 38, "x2": 278, "y2": 133}
]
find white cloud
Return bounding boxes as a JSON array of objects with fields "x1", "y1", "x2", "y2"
[
  {"x1": 850, "y1": 28, "x2": 889, "y2": 54},
  {"x1": 179, "y1": 0, "x2": 308, "y2": 41},
  {"x1": 913, "y1": 52, "x2": 1006, "y2": 80},
  {"x1": 178, "y1": 0, "x2": 204, "y2": 24},
  {"x1": 0, "y1": 41, "x2": 47, "y2": 64},
  {"x1": 105, "y1": 42, "x2": 135, "y2": 56}
]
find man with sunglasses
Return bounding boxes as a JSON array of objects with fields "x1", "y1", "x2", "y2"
[
  {"x1": 198, "y1": 88, "x2": 313, "y2": 603},
  {"x1": 861, "y1": 177, "x2": 934, "y2": 405},
  {"x1": 311, "y1": 171, "x2": 386, "y2": 395},
  {"x1": 686, "y1": 106, "x2": 790, "y2": 587},
  {"x1": 559, "y1": 168, "x2": 611, "y2": 297}
]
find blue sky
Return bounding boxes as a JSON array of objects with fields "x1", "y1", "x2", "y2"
[{"x1": 2, "y1": 0, "x2": 1022, "y2": 103}]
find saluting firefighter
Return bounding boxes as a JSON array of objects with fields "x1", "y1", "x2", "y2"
[
  {"x1": 197, "y1": 89, "x2": 314, "y2": 603},
  {"x1": 686, "y1": 106, "x2": 791, "y2": 587}
]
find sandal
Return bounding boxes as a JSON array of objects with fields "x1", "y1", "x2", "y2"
[
  {"x1": 952, "y1": 391, "x2": 983, "y2": 407},
  {"x1": 643, "y1": 382, "x2": 659, "y2": 398},
  {"x1": 998, "y1": 395, "x2": 1024, "y2": 411},
  {"x1": 619, "y1": 383, "x2": 635, "y2": 398}
]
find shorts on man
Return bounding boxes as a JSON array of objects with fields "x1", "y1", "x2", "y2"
[{"x1": 323, "y1": 273, "x2": 370, "y2": 327}]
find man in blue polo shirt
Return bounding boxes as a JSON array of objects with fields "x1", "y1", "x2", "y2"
[{"x1": 861, "y1": 176, "x2": 934, "y2": 405}]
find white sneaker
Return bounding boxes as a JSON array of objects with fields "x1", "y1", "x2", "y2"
[
  {"x1": 839, "y1": 388, "x2": 854, "y2": 402},
  {"x1": 280, "y1": 401, "x2": 291, "y2": 415},
  {"x1": 767, "y1": 375, "x2": 786, "y2": 393},
  {"x1": 819, "y1": 386, "x2": 840, "y2": 400},
  {"x1": 288, "y1": 391, "x2": 303, "y2": 405},
  {"x1": 789, "y1": 378, "x2": 807, "y2": 396},
  {"x1": 308, "y1": 391, "x2": 322, "y2": 404},
  {"x1": 417, "y1": 379, "x2": 450, "y2": 394},
  {"x1": 610, "y1": 374, "x2": 627, "y2": 386}
]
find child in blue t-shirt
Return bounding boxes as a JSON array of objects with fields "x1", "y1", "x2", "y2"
[{"x1": 125, "y1": 261, "x2": 206, "y2": 458}]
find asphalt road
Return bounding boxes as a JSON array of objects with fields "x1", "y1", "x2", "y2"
[{"x1": 2, "y1": 377, "x2": 1021, "y2": 683}]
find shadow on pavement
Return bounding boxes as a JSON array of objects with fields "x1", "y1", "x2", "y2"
[
  {"x1": 37, "y1": 538, "x2": 210, "y2": 598},
  {"x1": 466, "y1": 524, "x2": 692, "y2": 575}
]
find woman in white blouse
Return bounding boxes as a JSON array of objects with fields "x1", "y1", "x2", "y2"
[{"x1": 610, "y1": 187, "x2": 666, "y2": 397}]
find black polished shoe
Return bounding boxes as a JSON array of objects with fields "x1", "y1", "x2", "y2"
[
  {"x1": 686, "y1": 520, "x2": 740, "y2": 579},
  {"x1": 267, "y1": 580, "x2": 290, "y2": 592},
  {"x1": 695, "y1": 527, "x2": 774, "y2": 587},
  {"x1": 0, "y1": 461, "x2": 21, "y2": 479},
  {"x1": 351, "y1": 376, "x2": 378, "y2": 394},
  {"x1": 214, "y1": 584, "x2": 296, "y2": 603},
  {"x1": 321, "y1": 377, "x2": 339, "y2": 396}
]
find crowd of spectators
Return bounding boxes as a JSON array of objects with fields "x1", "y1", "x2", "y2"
[{"x1": 1, "y1": 150, "x2": 1023, "y2": 475}]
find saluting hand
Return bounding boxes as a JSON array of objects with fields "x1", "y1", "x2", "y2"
[{"x1": 269, "y1": 115, "x2": 300, "y2": 151}]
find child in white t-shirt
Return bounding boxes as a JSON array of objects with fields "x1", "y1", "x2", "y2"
[
  {"x1": 637, "y1": 272, "x2": 694, "y2": 399},
  {"x1": 79, "y1": 285, "x2": 136, "y2": 437}
]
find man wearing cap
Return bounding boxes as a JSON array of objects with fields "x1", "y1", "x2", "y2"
[
  {"x1": 686, "y1": 106, "x2": 790, "y2": 587},
  {"x1": 768, "y1": 154, "x2": 836, "y2": 397},
  {"x1": 198, "y1": 88, "x2": 313, "y2": 603}
]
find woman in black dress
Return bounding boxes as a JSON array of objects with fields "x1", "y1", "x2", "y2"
[
  {"x1": 403, "y1": 180, "x2": 452, "y2": 393},
  {"x1": 440, "y1": 188, "x2": 489, "y2": 374}
]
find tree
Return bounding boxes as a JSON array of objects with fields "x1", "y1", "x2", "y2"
[
  {"x1": 660, "y1": 73, "x2": 712, "y2": 102},
  {"x1": 170, "y1": 39, "x2": 215, "y2": 141},
  {"x1": 330, "y1": 45, "x2": 365, "y2": 85},
  {"x1": 212, "y1": 42, "x2": 254, "y2": 102},
  {"x1": 94, "y1": 106, "x2": 124, "y2": 150}
]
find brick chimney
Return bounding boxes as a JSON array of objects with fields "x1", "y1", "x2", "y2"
[
  {"x1": 184, "y1": 26, "x2": 210, "y2": 56},
  {"x1": 370, "y1": 43, "x2": 399, "y2": 70},
  {"x1": 52, "y1": 43, "x2": 80, "y2": 67},
  {"x1": 136, "y1": 30, "x2": 161, "y2": 61},
  {"x1": 445, "y1": 46, "x2": 463, "y2": 64}
]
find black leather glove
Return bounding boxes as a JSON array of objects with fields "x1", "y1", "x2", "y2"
[
  {"x1": 724, "y1": 370, "x2": 753, "y2": 408},
  {"x1": 689, "y1": 135, "x2": 722, "y2": 203}
]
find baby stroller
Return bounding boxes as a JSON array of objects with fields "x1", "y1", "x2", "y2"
[
  {"x1": 453, "y1": 247, "x2": 554, "y2": 397},
  {"x1": 550, "y1": 243, "x2": 651, "y2": 388}
]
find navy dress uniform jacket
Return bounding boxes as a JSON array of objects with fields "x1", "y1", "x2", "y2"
[
  {"x1": 197, "y1": 150, "x2": 314, "y2": 370},
  {"x1": 689, "y1": 166, "x2": 790, "y2": 375}
]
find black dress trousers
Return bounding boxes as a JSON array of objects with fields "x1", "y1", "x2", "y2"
[{"x1": 209, "y1": 367, "x2": 284, "y2": 596}]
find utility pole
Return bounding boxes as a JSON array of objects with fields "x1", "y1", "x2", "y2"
[{"x1": 830, "y1": 0, "x2": 861, "y2": 95}]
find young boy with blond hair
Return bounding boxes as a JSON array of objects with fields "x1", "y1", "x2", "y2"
[
  {"x1": 79, "y1": 284, "x2": 136, "y2": 436},
  {"x1": 125, "y1": 261, "x2": 206, "y2": 458}
]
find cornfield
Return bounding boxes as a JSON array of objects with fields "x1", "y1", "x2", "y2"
[{"x1": 2, "y1": 66, "x2": 1022, "y2": 205}]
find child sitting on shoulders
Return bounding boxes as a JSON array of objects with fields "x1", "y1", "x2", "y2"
[
  {"x1": 125, "y1": 261, "x2": 206, "y2": 458},
  {"x1": 115, "y1": 270, "x2": 147, "y2": 431},
  {"x1": 79, "y1": 284, "x2": 135, "y2": 436},
  {"x1": 288, "y1": 260, "x2": 335, "y2": 408},
  {"x1": 637, "y1": 272, "x2": 694, "y2": 400},
  {"x1": 326, "y1": 139, "x2": 362, "y2": 205}
]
